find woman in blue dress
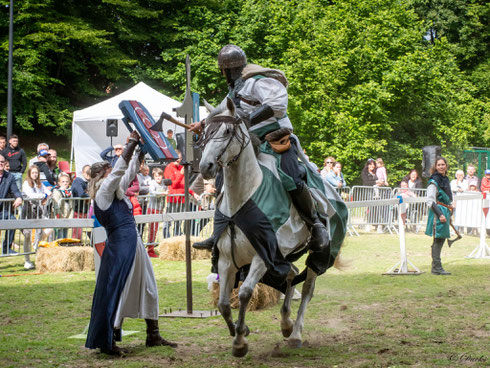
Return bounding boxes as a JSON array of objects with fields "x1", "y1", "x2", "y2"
[{"x1": 85, "y1": 131, "x2": 177, "y2": 355}]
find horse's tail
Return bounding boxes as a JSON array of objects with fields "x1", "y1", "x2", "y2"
[{"x1": 333, "y1": 242, "x2": 349, "y2": 271}]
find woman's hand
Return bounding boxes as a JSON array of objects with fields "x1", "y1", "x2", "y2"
[
  {"x1": 439, "y1": 215, "x2": 447, "y2": 223},
  {"x1": 127, "y1": 130, "x2": 141, "y2": 144}
]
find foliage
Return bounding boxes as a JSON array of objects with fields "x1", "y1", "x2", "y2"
[{"x1": 0, "y1": 0, "x2": 487, "y2": 183}]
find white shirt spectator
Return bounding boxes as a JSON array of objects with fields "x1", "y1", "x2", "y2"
[{"x1": 148, "y1": 179, "x2": 167, "y2": 210}]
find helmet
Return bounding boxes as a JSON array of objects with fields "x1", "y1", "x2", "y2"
[{"x1": 217, "y1": 45, "x2": 247, "y2": 69}]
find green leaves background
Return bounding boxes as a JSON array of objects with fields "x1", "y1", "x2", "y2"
[{"x1": 0, "y1": 0, "x2": 487, "y2": 183}]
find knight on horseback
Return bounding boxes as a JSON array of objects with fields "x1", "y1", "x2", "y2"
[{"x1": 192, "y1": 44, "x2": 329, "y2": 254}]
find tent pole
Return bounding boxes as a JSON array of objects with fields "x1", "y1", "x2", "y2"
[{"x1": 69, "y1": 118, "x2": 75, "y2": 172}]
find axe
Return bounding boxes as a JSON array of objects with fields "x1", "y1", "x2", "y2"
[
  {"x1": 150, "y1": 111, "x2": 191, "y2": 132},
  {"x1": 437, "y1": 201, "x2": 462, "y2": 247}
]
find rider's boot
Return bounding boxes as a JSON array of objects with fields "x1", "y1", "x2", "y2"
[
  {"x1": 192, "y1": 236, "x2": 215, "y2": 251},
  {"x1": 290, "y1": 183, "x2": 330, "y2": 253}
]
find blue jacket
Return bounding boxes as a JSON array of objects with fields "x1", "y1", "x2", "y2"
[
  {"x1": 0, "y1": 170, "x2": 22, "y2": 212},
  {"x1": 100, "y1": 146, "x2": 119, "y2": 168}
]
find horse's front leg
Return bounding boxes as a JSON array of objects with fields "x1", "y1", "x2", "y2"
[
  {"x1": 288, "y1": 267, "x2": 317, "y2": 348},
  {"x1": 280, "y1": 274, "x2": 296, "y2": 337},
  {"x1": 217, "y1": 257, "x2": 238, "y2": 337},
  {"x1": 232, "y1": 255, "x2": 266, "y2": 357}
]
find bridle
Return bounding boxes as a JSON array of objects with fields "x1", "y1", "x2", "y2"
[{"x1": 196, "y1": 115, "x2": 250, "y2": 168}]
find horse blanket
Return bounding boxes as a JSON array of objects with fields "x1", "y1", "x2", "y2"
[{"x1": 212, "y1": 137, "x2": 348, "y2": 292}]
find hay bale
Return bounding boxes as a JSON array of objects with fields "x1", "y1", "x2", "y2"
[
  {"x1": 158, "y1": 235, "x2": 211, "y2": 261},
  {"x1": 35, "y1": 246, "x2": 95, "y2": 273},
  {"x1": 211, "y1": 281, "x2": 281, "y2": 311}
]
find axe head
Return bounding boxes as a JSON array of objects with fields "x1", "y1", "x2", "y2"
[{"x1": 150, "y1": 112, "x2": 173, "y2": 132}]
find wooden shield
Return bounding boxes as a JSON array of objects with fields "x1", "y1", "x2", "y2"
[{"x1": 119, "y1": 100, "x2": 178, "y2": 162}]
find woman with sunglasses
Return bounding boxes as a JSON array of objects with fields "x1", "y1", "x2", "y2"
[{"x1": 320, "y1": 156, "x2": 336, "y2": 179}]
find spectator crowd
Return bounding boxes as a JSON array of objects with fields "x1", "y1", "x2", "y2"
[
  {"x1": 0, "y1": 134, "x2": 216, "y2": 268},
  {"x1": 1, "y1": 132, "x2": 489, "y2": 269}
]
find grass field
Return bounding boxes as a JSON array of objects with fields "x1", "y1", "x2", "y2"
[{"x1": 0, "y1": 233, "x2": 488, "y2": 367}]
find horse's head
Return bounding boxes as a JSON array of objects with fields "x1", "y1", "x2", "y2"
[{"x1": 198, "y1": 97, "x2": 250, "y2": 179}]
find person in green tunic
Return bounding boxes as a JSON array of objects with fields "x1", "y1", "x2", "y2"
[{"x1": 425, "y1": 157, "x2": 453, "y2": 275}]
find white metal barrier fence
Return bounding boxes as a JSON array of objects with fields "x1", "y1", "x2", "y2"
[
  {"x1": 0, "y1": 193, "x2": 215, "y2": 258},
  {"x1": 392, "y1": 187, "x2": 428, "y2": 233},
  {"x1": 2, "y1": 188, "x2": 488, "y2": 259},
  {"x1": 349, "y1": 186, "x2": 396, "y2": 233}
]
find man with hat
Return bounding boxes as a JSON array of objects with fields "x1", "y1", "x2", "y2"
[
  {"x1": 100, "y1": 144, "x2": 124, "y2": 167},
  {"x1": 34, "y1": 149, "x2": 57, "y2": 186},
  {"x1": 191, "y1": 45, "x2": 329, "y2": 254}
]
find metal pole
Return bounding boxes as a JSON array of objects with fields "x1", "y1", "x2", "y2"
[
  {"x1": 183, "y1": 117, "x2": 193, "y2": 315},
  {"x1": 7, "y1": 0, "x2": 14, "y2": 138}
]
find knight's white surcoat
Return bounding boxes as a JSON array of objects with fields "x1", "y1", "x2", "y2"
[{"x1": 219, "y1": 67, "x2": 293, "y2": 139}]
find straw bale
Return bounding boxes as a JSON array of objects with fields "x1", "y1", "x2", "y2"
[
  {"x1": 211, "y1": 281, "x2": 280, "y2": 311},
  {"x1": 158, "y1": 236, "x2": 211, "y2": 261},
  {"x1": 35, "y1": 246, "x2": 95, "y2": 273}
]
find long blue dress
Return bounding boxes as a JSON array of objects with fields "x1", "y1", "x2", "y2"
[{"x1": 85, "y1": 154, "x2": 159, "y2": 351}]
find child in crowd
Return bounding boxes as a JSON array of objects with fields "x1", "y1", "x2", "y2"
[
  {"x1": 21, "y1": 166, "x2": 52, "y2": 270},
  {"x1": 481, "y1": 169, "x2": 490, "y2": 193},
  {"x1": 399, "y1": 181, "x2": 416, "y2": 225},
  {"x1": 71, "y1": 164, "x2": 91, "y2": 240},
  {"x1": 147, "y1": 168, "x2": 168, "y2": 257},
  {"x1": 52, "y1": 172, "x2": 73, "y2": 238},
  {"x1": 376, "y1": 158, "x2": 389, "y2": 186},
  {"x1": 136, "y1": 163, "x2": 151, "y2": 238},
  {"x1": 126, "y1": 177, "x2": 142, "y2": 217}
]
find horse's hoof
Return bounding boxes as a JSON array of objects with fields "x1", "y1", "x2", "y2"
[
  {"x1": 287, "y1": 338, "x2": 302, "y2": 348},
  {"x1": 281, "y1": 326, "x2": 293, "y2": 338},
  {"x1": 232, "y1": 344, "x2": 248, "y2": 358}
]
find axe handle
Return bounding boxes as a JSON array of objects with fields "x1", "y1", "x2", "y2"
[
  {"x1": 161, "y1": 112, "x2": 192, "y2": 130},
  {"x1": 436, "y1": 201, "x2": 462, "y2": 239}
]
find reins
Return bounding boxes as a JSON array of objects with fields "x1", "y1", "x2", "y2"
[{"x1": 196, "y1": 115, "x2": 250, "y2": 168}]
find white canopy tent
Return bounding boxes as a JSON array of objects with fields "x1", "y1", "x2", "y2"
[{"x1": 71, "y1": 82, "x2": 206, "y2": 175}]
